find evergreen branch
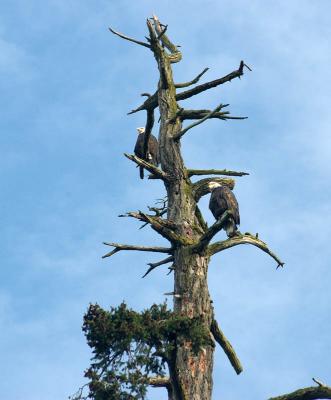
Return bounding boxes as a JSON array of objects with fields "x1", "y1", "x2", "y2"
[
  {"x1": 192, "y1": 177, "x2": 235, "y2": 202},
  {"x1": 208, "y1": 233, "x2": 284, "y2": 268},
  {"x1": 173, "y1": 103, "x2": 224, "y2": 140},
  {"x1": 188, "y1": 169, "x2": 249, "y2": 178},
  {"x1": 211, "y1": 319, "x2": 243, "y2": 375},
  {"x1": 194, "y1": 211, "x2": 232, "y2": 254},
  {"x1": 124, "y1": 153, "x2": 168, "y2": 180},
  {"x1": 142, "y1": 256, "x2": 175, "y2": 278},
  {"x1": 102, "y1": 242, "x2": 172, "y2": 259},
  {"x1": 176, "y1": 60, "x2": 251, "y2": 101},
  {"x1": 108, "y1": 27, "x2": 151, "y2": 48},
  {"x1": 175, "y1": 68, "x2": 209, "y2": 88},
  {"x1": 269, "y1": 381, "x2": 331, "y2": 400}
]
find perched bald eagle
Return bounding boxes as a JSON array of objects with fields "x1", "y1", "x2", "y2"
[
  {"x1": 134, "y1": 127, "x2": 160, "y2": 179},
  {"x1": 208, "y1": 182, "x2": 240, "y2": 238}
]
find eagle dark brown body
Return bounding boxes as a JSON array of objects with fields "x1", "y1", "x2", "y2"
[
  {"x1": 209, "y1": 185, "x2": 240, "y2": 237},
  {"x1": 134, "y1": 129, "x2": 160, "y2": 179}
]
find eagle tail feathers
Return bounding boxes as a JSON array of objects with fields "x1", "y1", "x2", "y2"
[{"x1": 139, "y1": 166, "x2": 144, "y2": 179}]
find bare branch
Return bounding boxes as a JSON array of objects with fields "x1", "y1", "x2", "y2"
[
  {"x1": 219, "y1": 115, "x2": 248, "y2": 120},
  {"x1": 141, "y1": 197, "x2": 168, "y2": 227},
  {"x1": 108, "y1": 27, "x2": 151, "y2": 48},
  {"x1": 152, "y1": 15, "x2": 182, "y2": 63},
  {"x1": 211, "y1": 319, "x2": 243, "y2": 375},
  {"x1": 192, "y1": 177, "x2": 235, "y2": 202},
  {"x1": 208, "y1": 233, "x2": 285, "y2": 268},
  {"x1": 128, "y1": 91, "x2": 158, "y2": 115},
  {"x1": 188, "y1": 168, "x2": 249, "y2": 178},
  {"x1": 124, "y1": 153, "x2": 168, "y2": 180},
  {"x1": 127, "y1": 61, "x2": 250, "y2": 115},
  {"x1": 179, "y1": 107, "x2": 247, "y2": 121},
  {"x1": 175, "y1": 67, "x2": 209, "y2": 88},
  {"x1": 313, "y1": 378, "x2": 326, "y2": 387},
  {"x1": 142, "y1": 256, "x2": 174, "y2": 278},
  {"x1": 176, "y1": 60, "x2": 250, "y2": 101},
  {"x1": 102, "y1": 242, "x2": 172, "y2": 259},
  {"x1": 120, "y1": 211, "x2": 188, "y2": 244},
  {"x1": 173, "y1": 103, "x2": 224, "y2": 140},
  {"x1": 139, "y1": 209, "x2": 167, "y2": 229},
  {"x1": 147, "y1": 376, "x2": 170, "y2": 388},
  {"x1": 194, "y1": 211, "x2": 232, "y2": 254},
  {"x1": 269, "y1": 384, "x2": 331, "y2": 400}
]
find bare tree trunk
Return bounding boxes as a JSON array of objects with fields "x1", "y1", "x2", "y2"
[{"x1": 156, "y1": 44, "x2": 214, "y2": 400}]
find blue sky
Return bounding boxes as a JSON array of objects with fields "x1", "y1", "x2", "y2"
[{"x1": 1, "y1": 1, "x2": 331, "y2": 399}]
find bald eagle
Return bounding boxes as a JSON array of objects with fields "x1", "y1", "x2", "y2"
[
  {"x1": 208, "y1": 182, "x2": 240, "y2": 238},
  {"x1": 134, "y1": 127, "x2": 160, "y2": 179}
]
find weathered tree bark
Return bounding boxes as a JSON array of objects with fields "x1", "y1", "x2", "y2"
[
  {"x1": 144, "y1": 16, "x2": 212, "y2": 399},
  {"x1": 107, "y1": 16, "x2": 283, "y2": 400}
]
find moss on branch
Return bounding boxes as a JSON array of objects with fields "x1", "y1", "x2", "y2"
[
  {"x1": 188, "y1": 168, "x2": 249, "y2": 177},
  {"x1": 211, "y1": 319, "x2": 243, "y2": 375},
  {"x1": 208, "y1": 233, "x2": 284, "y2": 268},
  {"x1": 124, "y1": 153, "x2": 168, "y2": 180},
  {"x1": 192, "y1": 177, "x2": 235, "y2": 202},
  {"x1": 269, "y1": 384, "x2": 331, "y2": 400}
]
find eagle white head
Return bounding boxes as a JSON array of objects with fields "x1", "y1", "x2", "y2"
[
  {"x1": 137, "y1": 127, "x2": 145, "y2": 134},
  {"x1": 208, "y1": 181, "x2": 222, "y2": 191}
]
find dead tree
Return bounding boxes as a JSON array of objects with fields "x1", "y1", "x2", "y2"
[{"x1": 71, "y1": 16, "x2": 330, "y2": 400}]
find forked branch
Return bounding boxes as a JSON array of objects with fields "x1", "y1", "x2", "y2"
[
  {"x1": 208, "y1": 233, "x2": 284, "y2": 268},
  {"x1": 120, "y1": 211, "x2": 187, "y2": 244},
  {"x1": 211, "y1": 319, "x2": 243, "y2": 375},
  {"x1": 174, "y1": 103, "x2": 224, "y2": 140},
  {"x1": 192, "y1": 177, "x2": 235, "y2": 202},
  {"x1": 142, "y1": 256, "x2": 174, "y2": 278},
  {"x1": 124, "y1": 153, "x2": 168, "y2": 180},
  {"x1": 102, "y1": 242, "x2": 172, "y2": 259},
  {"x1": 108, "y1": 27, "x2": 151, "y2": 48},
  {"x1": 128, "y1": 61, "x2": 250, "y2": 115},
  {"x1": 176, "y1": 60, "x2": 251, "y2": 102}
]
